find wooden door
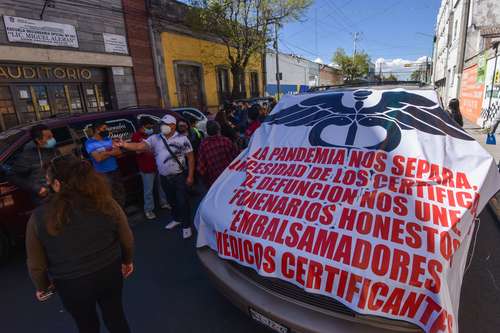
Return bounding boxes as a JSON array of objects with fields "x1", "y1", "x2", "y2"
[{"x1": 176, "y1": 64, "x2": 204, "y2": 110}]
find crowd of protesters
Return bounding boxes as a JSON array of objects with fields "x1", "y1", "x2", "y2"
[{"x1": 7, "y1": 98, "x2": 275, "y2": 333}]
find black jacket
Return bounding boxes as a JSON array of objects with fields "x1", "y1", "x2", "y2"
[
  {"x1": 7, "y1": 142, "x2": 58, "y2": 197},
  {"x1": 26, "y1": 200, "x2": 134, "y2": 289}
]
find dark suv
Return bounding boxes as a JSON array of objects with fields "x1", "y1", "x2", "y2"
[{"x1": 0, "y1": 107, "x2": 173, "y2": 261}]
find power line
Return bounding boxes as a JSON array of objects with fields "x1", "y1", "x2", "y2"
[
  {"x1": 363, "y1": 45, "x2": 431, "y2": 52},
  {"x1": 280, "y1": 38, "x2": 319, "y2": 57},
  {"x1": 351, "y1": 0, "x2": 404, "y2": 25},
  {"x1": 323, "y1": 2, "x2": 354, "y2": 34},
  {"x1": 340, "y1": 0, "x2": 355, "y2": 9},
  {"x1": 352, "y1": 31, "x2": 362, "y2": 55},
  {"x1": 315, "y1": 18, "x2": 351, "y2": 40},
  {"x1": 327, "y1": 0, "x2": 359, "y2": 31},
  {"x1": 284, "y1": 1, "x2": 356, "y2": 44},
  {"x1": 315, "y1": 8, "x2": 318, "y2": 56}
]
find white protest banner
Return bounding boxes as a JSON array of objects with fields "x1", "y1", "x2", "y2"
[
  {"x1": 3, "y1": 16, "x2": 78, "y2": 48},
  {"x1": 196, "y1": 88, "x2": 500, "y2": 332}
]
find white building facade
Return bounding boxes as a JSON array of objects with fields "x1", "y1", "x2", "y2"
[
  {"x1": 433, "y1": 0, "x2": 500, "y2": 125},
  {"x1": 265, "y1": 51, "x2": 320, "y2": 97},
  {"x1": 433, "y1": 0, "x2": 468, "y2": 103}
]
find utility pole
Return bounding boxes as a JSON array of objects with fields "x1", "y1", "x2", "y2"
[
  {"x1": 425, "y1": 57, "x2": 429, "y2": 83},
  {"x1": 379, "y1": 61, "x2": 383, "y2": 82},
  {"x1": 315, "y1": 9, "x2": 318, "y2": 57},
  {"x1": 274, "y1": 22, "x2": 281, "y2": 99},
  {"x1": 456, "y1": 0, "x2": 472, "y2": 97},
  {"x1": 352, "y1": 32, "x2": 362, "y2": 55}
]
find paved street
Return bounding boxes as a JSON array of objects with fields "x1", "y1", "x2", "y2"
[
  {"x1": 0, "y1": 204, "x2": 499, "y2": 333},
  {"x1": 0, "y1": 210, "x2": 266, "y2": 333}
]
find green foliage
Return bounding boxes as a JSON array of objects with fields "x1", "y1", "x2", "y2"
[
  {"x1": 384, "y1": 73, "x2": 398, "y2": 81},
  {"x1": 187, "y1": 0, "x2": 312, "y2": 98},
  {"x1": 410, "y1": 70, "x2": 421, "y2": 81},
  {"x1": 332, "y1": 48, "x2": 370, "y2": 81}
]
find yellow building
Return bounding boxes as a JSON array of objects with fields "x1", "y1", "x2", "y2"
[{"x1": 161, "y1": 31, "x2": 264, "y2": 113}]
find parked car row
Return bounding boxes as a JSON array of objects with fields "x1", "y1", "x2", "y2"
[
  {"x1": 0, "y1": 100, "x2": 264, "y2": 261},
  {"x1": 0, "y1": 106, "x2": 198, "y2": 261}
]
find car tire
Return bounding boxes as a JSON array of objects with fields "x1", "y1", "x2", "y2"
[{"x1": 0, "y1": 230, "x2": 10, "y2": 263}]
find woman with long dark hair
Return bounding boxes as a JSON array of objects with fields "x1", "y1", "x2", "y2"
[
  {"x1": 215, "y1": 108, "x2": 239, "y2": 143},
  {"x1": 448, "y1": 98, "x2": 464, "y2": 127},
  {"x1": 26, "y1": 155, "x2": 134, "y2": 333}
]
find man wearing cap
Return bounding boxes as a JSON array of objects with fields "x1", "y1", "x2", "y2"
[{"x1": 117, "y1": 114, "x2": 195, "y2": 239}]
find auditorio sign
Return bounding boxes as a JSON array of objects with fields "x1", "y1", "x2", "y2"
[{"x1": 196, "y1": 88, "x2": 500, "y2": 332}]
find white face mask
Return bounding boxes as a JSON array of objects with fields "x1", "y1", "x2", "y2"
[{"x1": 161, "y1": 124, "x2": 172, "y2": 135}]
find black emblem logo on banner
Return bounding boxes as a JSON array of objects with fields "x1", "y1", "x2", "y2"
[{"x1": 264, "y1": 90, "x2": 473, "y2": 152}]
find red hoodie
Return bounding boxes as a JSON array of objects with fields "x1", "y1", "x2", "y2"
[
  {"x1": 245, "y1": 120, "x2": 261, "y2": 138},
  {"x1": 131, "y1": 131, "x2": 157, "y2": 173}
]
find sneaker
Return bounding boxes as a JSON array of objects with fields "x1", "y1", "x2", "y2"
[
  {"x1": 183, "y1": 227, "x2": 192, "y2": 239},
  {"x1": 145, "y1": 211, "x2": 156, "y2": 220},
  {"x1": 165, "y1": 221, "x2": 181, "y2": 230},
  {"x1": 160, "y1": 202, "x2": 172, "y2": 210}
]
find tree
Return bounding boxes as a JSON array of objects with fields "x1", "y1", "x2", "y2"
[
  {"x1": 384, "y1": 73, "x2": 398, "y2": 81},
  {"x1": 410, "y1": 70, "x2": 421, "y2": 81},
  {"x1": 332, "y1": 48, "x2": 370, "y2": 81},
  {"x1": 186, "y1": 0, "x2": 312, "y2": 99}
]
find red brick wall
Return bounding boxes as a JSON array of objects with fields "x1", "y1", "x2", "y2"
[
  {"x1": 320, "y1": 67, "x2": 343, "y2": 86},
  {"x1": 122, "y1": 0, "x2": 161, "y2": 106}
]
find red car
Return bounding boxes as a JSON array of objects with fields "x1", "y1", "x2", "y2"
[{"x1": 0, "y1": 107, "x2": 176, "y2": 261}]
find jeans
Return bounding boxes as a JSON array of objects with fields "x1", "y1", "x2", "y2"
[
  {"x1": 55, "y1": 260, "x2": 131, "y2": 333},
  {"x1": 160, "y1": 173, "x2": 191, "y2": 228},
  {"x1": 105, "y1": 170, "x2": 126, "y2": 208},
  {"x1": 140, "y1": 172, "x2": 167, "y2": 213}
]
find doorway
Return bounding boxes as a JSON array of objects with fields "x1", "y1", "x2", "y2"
[
  {"x1": 175, "y1": 63, "x2": 205, "y2": 110},
  {"x1": 0, "y1": 86, "x2": 18, "y2": 130},
  {"x1": 0, "y1": 83, "x2": 110, "y2": 130}
]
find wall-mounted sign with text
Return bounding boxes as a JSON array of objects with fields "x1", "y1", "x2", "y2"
[
  {"x1": 0, "y1": 64, "x2": 106, "y2": 83},
  {"x1": 3, "y1": 15, "x2": 78, "y2": 48},
  {"x1": 103, "y1": 33, "x2": 128, "y2": 54}
]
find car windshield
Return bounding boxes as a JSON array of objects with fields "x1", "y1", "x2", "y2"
[{"x1": 0, "y1": 129, "x2": 25, "y2": 157}]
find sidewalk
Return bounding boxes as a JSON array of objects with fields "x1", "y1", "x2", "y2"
[{"x1": 463, "y1": 119, "x2": 500, "y2": 220}]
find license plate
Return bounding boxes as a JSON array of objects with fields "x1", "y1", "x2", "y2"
[{"x1": 249, "y1": 308, "x2": 289, "y2": 333}]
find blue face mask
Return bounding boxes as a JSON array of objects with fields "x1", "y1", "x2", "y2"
[
  {"x1": 43, "y1": 138, "x2": 57, "y2": 149},
  {"x1": 144, "y1": 128, "x2": 154, "y2": 136}
]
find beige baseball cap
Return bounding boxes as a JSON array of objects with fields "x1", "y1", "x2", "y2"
[{"x1": 161, "y1": 114, "x2": 177, "y2": 125}]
